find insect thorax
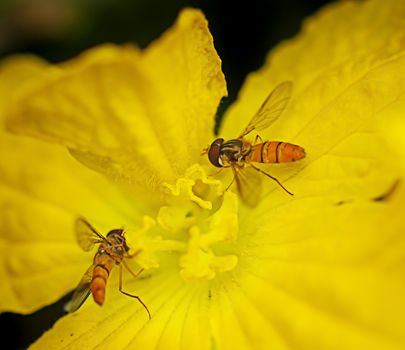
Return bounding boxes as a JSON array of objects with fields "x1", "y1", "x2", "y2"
[
  {"x1": 220, "y1": 139, "x2": 250, "y2": 165},
  {"x1": 98, "y1": 229, "x2": 129, "y2": 260}
]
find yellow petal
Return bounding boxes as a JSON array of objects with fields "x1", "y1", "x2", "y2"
[
  {"x1": 208, "y1": 0, "x2": 405, "y2": 348},
  {"x1": 377, "y1": 100, "x2": 405, "y2": 175},
  {"x1": 0, "y1": 55, "x2": 47, "y2": 101},
  {"x1": 7, "y1": 9, "x2": 226, "y2": 193},
  {"x1": 221, "y1": 1, "x2": 405, "y2": 140},
  {"x1": 230, "y1": 190, "x2": 405, "y2": 350},
  {"x1": 30, "y1": 268, "x2": 211, "y2": 350},
  {"x1": 0, "y1": 57, "x2": 145, "y2": 313},
  {"x1": 219, "y1": 0, "x2": 404, "y2": 206}
]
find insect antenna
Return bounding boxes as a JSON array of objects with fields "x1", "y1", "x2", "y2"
[{"x1": 200, "y1": 146, "x2": 209, "y2": 156}]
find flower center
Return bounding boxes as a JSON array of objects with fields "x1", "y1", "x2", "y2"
[{"x1": 127, "y1": 164, "x2": 239, "y2": 282}]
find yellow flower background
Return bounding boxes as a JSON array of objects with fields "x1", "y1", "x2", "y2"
[{"x1": 1, "y1": 1, "x2": 405, "y2": 349}]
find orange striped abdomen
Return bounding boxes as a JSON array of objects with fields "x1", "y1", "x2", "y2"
[
  {"x1": 250, "y1": 141, "x2": 305, "y2": 163},
  {"x1": 91, "y1": 254, "x2": 116, "y2": 306}
]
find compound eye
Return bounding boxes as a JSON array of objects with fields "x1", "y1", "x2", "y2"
[{"x1": 208, "y1": 138, "x2": 224, "y2": 168}]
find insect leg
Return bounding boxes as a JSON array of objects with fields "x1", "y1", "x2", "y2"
[
  {"x1": 125, "y1": 248, "x2": 142, "y2": 259},
  {"x1": 249, "y1": 163, "x2": 294, "y2": 196},
  {"x1": 253, "y1": 134, "x2": 263, "y2": 144},
  {"x1": 118, "y1": 264, "x2": 151, "y2": 319},
  {"x1": 122, "y1": 259, "x2": 144, "y2": 278},
  {"x1": 208, "y1": 167, "x2": 224, "y2": 177},
  {"x1": 225, "y1": 167, "x2": 237, "y2": 192}
]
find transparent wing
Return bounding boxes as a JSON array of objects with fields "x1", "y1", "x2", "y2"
[
  {"x1": 231, "y1": 165, "x2": 262, "y2": 207},
  {"x1": 68, "y1": 264, "x2": 94, "y2": 313},
  {"x1": 75, "y1": 217, "x2": 106, "y2": 252},
  {"x1": 238, "y1": 81, "x2": 293, "y2": 138}
]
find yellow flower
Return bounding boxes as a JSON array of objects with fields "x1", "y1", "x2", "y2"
[{"x1": 1, "y1": 2, "x2": 405, "y2": 349}]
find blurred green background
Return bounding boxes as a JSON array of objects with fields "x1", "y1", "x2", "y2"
[{"x1": 0, "y1": 0, "x2": 331, "y2": 348}]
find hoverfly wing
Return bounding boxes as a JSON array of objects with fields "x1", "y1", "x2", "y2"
[
  {"x1": 238, "y1": 81, "x2": 293, "y2": 138},
  {"x1": 75, "y1": 217, "x2": 106, "y2": 252},
  {"x1": 68, "y1": 264, "x2": 94, "y2": 313},
  {"x1": 231, "y1": 165, "x2": 262, "y2": 207}
]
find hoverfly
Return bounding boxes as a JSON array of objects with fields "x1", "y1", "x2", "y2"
[
  {"x1": 204, "y1": 81, "x2": 305, "y2": 206},
  {"x1": 68, "y1": 218, "x2": 151, "y2": 319}
]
